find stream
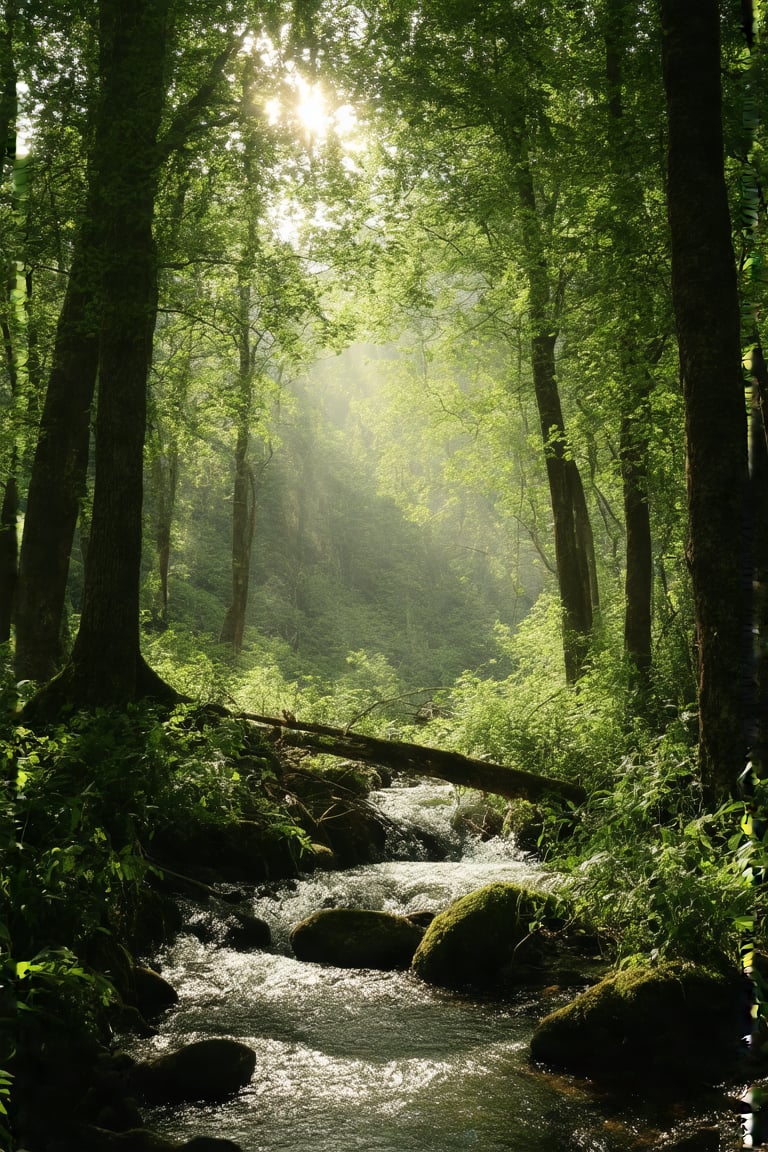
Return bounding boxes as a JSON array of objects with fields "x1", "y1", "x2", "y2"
[{"x1": 131, "y1": 782, "x2": 730, "y2": 1151}]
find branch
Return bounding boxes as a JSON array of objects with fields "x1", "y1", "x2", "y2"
[{"x1": 157, "y1": 31, "x2": 247, "y2": 162}]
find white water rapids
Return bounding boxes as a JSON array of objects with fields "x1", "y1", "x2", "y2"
[{"x1": 128, "y1": 782, "x2": 716, "y2": 1151}]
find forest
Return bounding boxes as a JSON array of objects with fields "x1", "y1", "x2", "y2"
[{"x1": 2, "y1": 1, "x2": 768, "y2": 1150}]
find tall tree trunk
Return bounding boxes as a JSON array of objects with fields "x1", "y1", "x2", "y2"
[
  {"x1": 14, "y1": 235, "x2": 99, "y2": 680},
  {"x1": 220, "y1": 85, "x2": 260, "y2": 658},
  {"x1": 152, "y1": 446, "x2": 178, "y2": 626},
  {"x1": 749, "y1": 339, "x2": 768, "y2": 769},
  {"x1": 605, "y1": 1, "x2": 654, "y2": 682},
  {"x1": 661, "y1": 0, "x2": 750, "y2": 801},
  {"x1": 0, "y1": 473, "x2": 16, "y2": 643},
  {"x1": 516, "y1": 154, "x2": 597, "y2": 683},
  {"x1": 0, "y1": 9, "x2": 18, "y2": 646},
  {"x1": 620, "y1": 386, "x2": 653, "y2": 678},
  {"x1": 58, "y1": 0, "x2": 173, "y2": 708},
  {"x1": 0, "y1": 316, "x2": 17, "y2": 645},
  {"x1": 220, "y1": 418, "x2": 257, "y2": 653}
]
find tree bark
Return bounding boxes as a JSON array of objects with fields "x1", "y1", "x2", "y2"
[
  {"x1": 220, "y1": 419, "x2": 257, "y2": 653},
  {"x1": 605, "y1": 1, "x2": 654, "y2": 682},
  {"x1": 14, "y1": 236, "x2": 99, "y2": 680},
  {"x1": 239, "y1": 710, "x2": 586, "y2": 806},
  {"x1": 0, "y1": 474, "x2": 16, "y2": 643},
  {"x1": 220, "y1": 262, "x2": 258, "y2": 655},
  {"x1": 661, "y1": 0, "x2": 750, "y2": 800},
  {"x1": 514, "y1": 152, "x2": 597, "y2": 683},
  {"x1": 620, "y1": 390, "x2": 653, "y2": 677},
  {"x1": 152, "y1": 446, "x2": 178, "y2": 625},
  {"x1": 18, "y1": 7, "x2": 247, "y2": 718}
]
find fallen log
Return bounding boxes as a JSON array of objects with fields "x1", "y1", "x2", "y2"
[{"x1": 237, "y1": 711, "x2": 586, "y2": 806}]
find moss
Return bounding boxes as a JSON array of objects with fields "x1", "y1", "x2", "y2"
[
  {"x1": 502, "y1": 799, "x2": 544, "y2": 854},
  {"x1": 530, "y1": 962, "x2": 748, "y2": 1092},
  {"x1": 290, "y1": 908, "x2": 425, "y2": 969},
  {"x1": 410, "y1": 882, "x2": 558, "y2": 989}
]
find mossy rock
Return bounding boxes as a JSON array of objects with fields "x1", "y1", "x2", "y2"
[
  {"x1": 530, "y1": 962, "x2": 747, "y2": 1093},
  {"x1": 290, "y1": 908, "x2": 425, "y2": 969},
  {"x1": 502, "y1": 799, "x2": 545, "y2": 854},
  {"x1": 316, "y1": 761, "x2": 381, "y2": 796},
  {"x1": 411, "y1": 882, "x2": 561, "y2": 989},
  {"x1": 131, "y1": 1038, "x2": 256, "y2": 1104}
]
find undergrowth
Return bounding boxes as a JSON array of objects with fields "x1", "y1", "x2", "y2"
[{"x1": 0, "y1": 696, "x2": 308, "y2": 1146}]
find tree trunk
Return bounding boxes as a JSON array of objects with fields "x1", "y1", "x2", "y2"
[
  {"x1": 661, "y1": 0, "x2": 750, "y2": 801},
  {"x1": 64, "y1": 0, "x2": 172, "y2": 706},
  {"x1": 514, "y1": 152, "x2": 597, "y2": 684},
  {"x1": 238, "y1": 709, "x2": 587, "y2": 806},
  {"x1": 152, "y1": 446, "x2": 178, "y2": 626},
  {"x1": 220, "y1": 99, "x2": 260, "y2": 656},
  {"x1": 14, "y1": 236, "x2": 99, "y2": 680},
  {"x1": 220, "y1": 419, "x2": 257, "y2": 653},
  {"x1": 620, "y1": 392, "x2": 653, "y2": 678},
  {"x1": 0, "y1": 474, "x2": 17, "y2": 643},
  {"x1": 605, "y1": 2, "x2": 654, "y2": 683},
  {"x1": 220, "y1": 263, "x2": 258, "y2": 654}
]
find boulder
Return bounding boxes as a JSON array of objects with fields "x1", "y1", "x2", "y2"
[
  {"x1": 529, "y1": 962, "x2": 747, "y2": 1093},
  {"x1": 130, "y1": 966, "x2": 179, "y2": 1019},
  {"x1": 131, "y1": 1038, "x2": 256, "y2": 1104},
  {"x1": 290, "y1": 908, "x2": 425, "y2": 969},
  {"x1": 222, "y1": 910, "x2": 272, "y2": 951},
  {"x1": 502, "y1": 799, "x2": 545, "y2": 854},
  {"x1": 284, "y1": 770, "x2": 388, "y2": 866},
  {"x1": 76, "y1": 1127, "x2": 178, "y2": 1152},
  {"x1": 411, "y1": 882, "x2": 558, "y2": 989}
]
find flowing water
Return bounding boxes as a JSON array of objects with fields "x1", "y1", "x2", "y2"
[{"x1": 132, "y1": 783, "x2": 726, "y2": 1151}]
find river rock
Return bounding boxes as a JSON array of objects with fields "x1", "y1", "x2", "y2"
[
  {"x1": 283, "y1": 770, "x2": 388, "y2": 866},
  {"x1": 130, "y1": 966, "x2": 179, "y2": 1018},
  {"x1": 411, "y1": 881, "x2": 558, "y2": 989},
  {"x1": 130, "y1": 1038, "x2": 256, "y2": 1104},
  {"x1": 222, "y1": 910, "x2": 272, "y2": 951},
  {"x1": 529, "y1": 962, "x2": 747, "y2": 1093},
  {"x1": 74, "y1": 1127, "x2": 178, "y2": 1152},
  {"x1": 290, "y1": 908, "x2": 425, "y2": 968}
]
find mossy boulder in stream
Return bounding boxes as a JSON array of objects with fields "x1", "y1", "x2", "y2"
[
  {"x1": 530, "y1": 962, "x2": 747, "y2": 1092},
  {"x1": 130, "y1": 1038, "x2": 256, "y2": 1104},
  {"x1": 411, "y1": 882, "x2": 558, "y2": 989},
  {"x1": 290, "y1": 908, "x2": 425, "y2": 968}
]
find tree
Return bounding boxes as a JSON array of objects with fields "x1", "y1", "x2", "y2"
[
  {"x1": 660, "y1": 0, "x2": 750, "y2": 799},
  {"x1": 326, "y1": 0, "x2": 600, "y2": 682},
  {"x1": 18, "y1": 1, "x2": 248, "y2": 708}
]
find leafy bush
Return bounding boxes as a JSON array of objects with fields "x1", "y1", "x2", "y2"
[
  {"x1": 1, "y1": 703, "x2": 307, "y2": 1083},
  {"x1": 553, "y1": 743, "x2": 751, "y2": 968},
  {"x1": 429, "y1": 599, "x2": 652, "y2": 790}
]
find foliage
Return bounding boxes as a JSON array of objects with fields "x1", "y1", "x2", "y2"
[
  {"x1": 0, "y1": 704, "x2": 307, "y2": 1082},
  {"x1": 553, "y1": 744, "x2": 751, "y2": 969},
  {"x1": 422, "y1": 597, "x2": 652, "y2": 788}
]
